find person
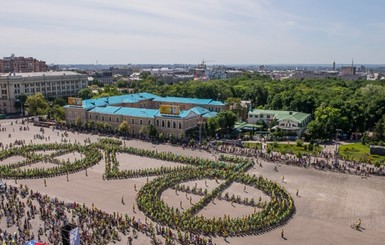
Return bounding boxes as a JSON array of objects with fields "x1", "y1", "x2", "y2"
[
  {"x1": 281, "y1": 228, "x2": 284, "y2": 239},
  {"x1": 281, "y1": 176, "x2": 285, "y2": 183},
  {"x1": 121, "y1": 196, "x2": 125, "y2": 205},
  {"x1": 296, "y1": 189, "x2": 299, "y2": 196},
  {"x1": 127, "y1": 235, "x2": 133, "y2": 245},
  {"x1": 355, "y1": 218, "x2": 361, "y2": 230}
]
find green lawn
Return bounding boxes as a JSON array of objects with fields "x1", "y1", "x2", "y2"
[
  {"x1": 243, "y1": 141, "x2": 262, "y2": 149},
  {"x1": 339, "y1": 143, "x2": 385, "y2": 166},
  {"x1": 267, "y1": 142, "x2": 322, "y2": 156}
]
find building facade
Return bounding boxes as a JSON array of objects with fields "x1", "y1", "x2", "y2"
[
  {"x1": 64, "y1": 93, "x2": 224, "y2": 138},
  {"x1": 0, "y1": 54, "x2": 47, "y2": 73},
  {"x1": 247, "y1": 109, "x2": 311, "y2": 136},
  {"x1": 0, "y1": 71, "x2": 88, "y2": 114}
]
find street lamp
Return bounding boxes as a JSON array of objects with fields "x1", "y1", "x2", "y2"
[{"x1": 335, "y1": 129, "x2": 341, "y2": 154}]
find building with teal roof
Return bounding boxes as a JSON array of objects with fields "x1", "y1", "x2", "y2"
[
  {"x1": 247, "y1": 109, "x2": 311, "y2": 136},
  {"x1": 64, "y1": 93, "x2": 221, "y2": 138}
]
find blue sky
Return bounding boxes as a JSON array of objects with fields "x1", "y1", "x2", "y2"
[{"x1": 1, "y1": 0, "x2": 384, "y2": 64}]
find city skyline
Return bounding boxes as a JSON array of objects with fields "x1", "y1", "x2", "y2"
[{"x1": 1, "y1": 0, "x2": 385, "y2": 65}]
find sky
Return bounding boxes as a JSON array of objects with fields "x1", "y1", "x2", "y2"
[{"x1": 1, "y1": 0, "x2": 385, "y2": 65}]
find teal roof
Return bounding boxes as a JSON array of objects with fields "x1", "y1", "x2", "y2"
[
  {"x1": 82, "y1": 92, "x2": 159, "y2": 109},
  {"x1": 153, "y1": 96, "x2": 225, "y2": 106},
  {"x1": 89, "y1": 106, "x2": 159, "y2": 118},
  {"x1": 88, "y1": 106, "x2": 207, "y2": 119},
  {"x1": 154, "y1": 106, "x2": 216, "y2": 119},
  {"x1": 202, "y1": 111, "x2": 218, "y2": 118},
  {"x1": 154, "y1": 108, "x2": 197, "y2": 119},
  {"x1": 189, "y1": 106, "x2": 210, "y2": 115}
]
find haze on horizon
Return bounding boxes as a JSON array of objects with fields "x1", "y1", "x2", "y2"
[{"x1": 1, "y1": 0, "x2": 384, "y2": 65}]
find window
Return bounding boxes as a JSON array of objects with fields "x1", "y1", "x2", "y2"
[
  {"x1": 162, "y1": 121, "x2": 165, "y2": 127},
  {"x1": 101, "y1": 116, "x2": 104, "y2": 121},
  {"x1": 140, "y1": 120, "x2": 142, "y2": 125},
  {"x1": 267, "y1": 115, "x2": 270, "y2": 119},
  {"x1": 148, "y1": 120, "x2": 151, "y2": 125},
  {"x1": 116, "y1": 117, "x2": 119, "y2": 123},
  {"x1": 131, "y1": 118, "x2": 134, "y2": 124},
  {"x1": 156, "y1": 120, "x2": 159, "y2": 126},
  {"x1": 179, "y1": 122, "x2": 182, "y2": 129},
  {"x1": 167, "y1": 121, "x2": 170, "y2": 128},
  {"x1": 109, "y1": 117, "x2": 112, "y2": 122},
  {"x1": 95, "y1": 115, "x2": 98, "y2": 120},
  {"x1": 173, "y1": 122, "x2": 176, "y2": 128}
]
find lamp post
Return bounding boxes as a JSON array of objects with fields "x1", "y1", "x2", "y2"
[
  {"x1": 335, "y1": 129, "x2": 341, "y2": 154},
  {"x1": 198, "y1": 117, "x2": 203, "y2": 145}
]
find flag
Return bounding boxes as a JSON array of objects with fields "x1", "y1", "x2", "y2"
[{"x1": 69, "y1": 227, "x2": 80, "y2": 245}]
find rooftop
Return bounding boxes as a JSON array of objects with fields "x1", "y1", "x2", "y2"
[
  {"x1": 81, "y1": 93, "x2": 226, "y2": 110},
  {"x1": 249, "y1": 109, "x2": 310, "y2": 123},
  {"x1": 82, "y1": 92, "x2": 160, "y2": 109},
  {"x1": 84, "y1": 104, "x2": 218, "y2": 120},
  {"x1": 89, "y1": 106, "x2": 159, "y2": 118},
  {"x1": 153, "y1": 96, "x2": 225, "y2": 106},
  {"x1": 0, "y1": 71, "x2": 84, "y2": 78}
]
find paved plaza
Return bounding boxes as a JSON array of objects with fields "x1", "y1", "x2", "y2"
[{"x1": 0, "y1": 119, "x2": 384, "y2": 244}]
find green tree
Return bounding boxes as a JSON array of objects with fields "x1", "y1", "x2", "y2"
[
  {"x1": 47, "y1": 105, "x2": 65, "y2": 121},
  {"x1": 116, "y1": 79, "x2": 128, "y2": 88},
  {"x1": 206, "y1": 118, "x2": 219, "y2": 137},
  {"x1": 226, "y1": 97, "x2": 247, "y2": 119},
  {"x1": 117, "y1": 120, "x2": 130, "y2": 136},
  {"x1": 25, "y1": 93, "x2": 49, "y2": 116},
  {"x1": 52, "y1": 97, "x2": 67, "y2": 106},
  {"x1": 148, "y1": 124, "x2": 158, "y2": 138},
  {"x1": 77, "y1": 88, "x2": 94, "y2": 100},
  {"x1": 139, "y1": 125, "x2": 149, "y2": 137},
  {"x1": 15, "y1": 94, "x2": 28, "y2": 115},
  {"x1": 216, "y1": 110, "x2": 238, "y2": 132},
  {"x1": 374, "y1": 115, "x2": 385, "y2": 141},
  {"x1": 307, "y1": 104, "x2": 347, "y2": 140}
]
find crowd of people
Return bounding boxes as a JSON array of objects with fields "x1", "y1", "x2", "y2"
[{"x1": 199, "y1": 142, "x2": 385, "y2": 177}]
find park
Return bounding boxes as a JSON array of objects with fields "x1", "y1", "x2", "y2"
[{"x1": 0, "y1": 118, "x2": 384, "y2": 244}]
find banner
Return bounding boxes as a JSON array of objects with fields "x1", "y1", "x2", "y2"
[
  {"x1": 68, "y1": 97, "x2": 82, "y2": 106},
  {"x1": 69, "y1": 227, "x2": 81, "y2": 245},
  {"x1": 24, "y1": 241, "x2": 48, "y2": 245},
  {"x1": 160, "y1": 105, "x2": 180, "y2": 115}
]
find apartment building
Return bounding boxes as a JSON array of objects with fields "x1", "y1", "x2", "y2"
[
  {"x1": 0, "y1": 54, "x2": 47, "y2": 73},
  {"x1": 0, "y1": 71, "x2": 88, "y2": 114}
]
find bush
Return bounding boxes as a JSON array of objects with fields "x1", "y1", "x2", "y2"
[{"x1": 296, "y1": 139, "x2": 304, "y2": 147}]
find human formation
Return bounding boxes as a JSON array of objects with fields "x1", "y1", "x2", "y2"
[{"x1": 0, "y1": 119, "x2": 375, "y2": 244}]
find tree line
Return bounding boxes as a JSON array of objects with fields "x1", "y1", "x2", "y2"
[{"x1": 126, "y1": 74, "x2": 385, "y2": 140}]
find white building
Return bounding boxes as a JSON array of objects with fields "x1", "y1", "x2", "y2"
[
  {"x1": 0, "y1": 71, "x2": 88, "y2": 114},
  {"x1": 247, "y1": 109, "x2": 311, "y2": 136}
]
